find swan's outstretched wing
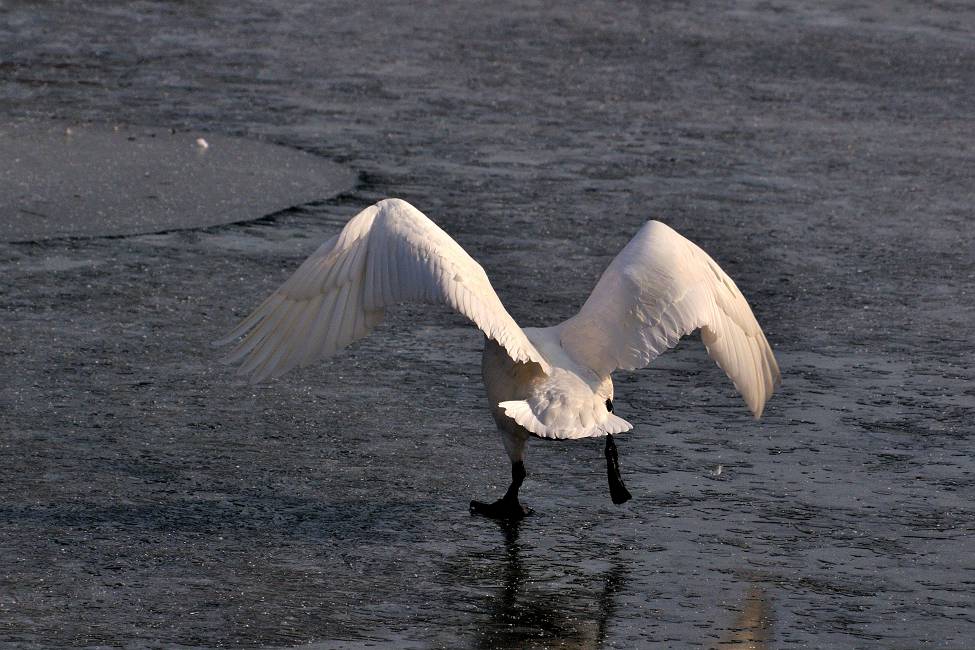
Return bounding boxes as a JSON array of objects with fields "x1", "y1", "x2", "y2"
[
  {"x1": 216, "y1": 198, "x2": 549, "y2": 382},
  {"x1": 559, "y1": 220, "x2": 780, "y2": 417}
]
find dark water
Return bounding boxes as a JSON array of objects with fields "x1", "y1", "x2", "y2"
[{"x1": 1, "y1": 1, "x2": 973, "y2": 647}]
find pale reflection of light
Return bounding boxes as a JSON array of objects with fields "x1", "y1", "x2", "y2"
[{"x1": 712, "y1": 585, "x2": 772, "y2": 650}]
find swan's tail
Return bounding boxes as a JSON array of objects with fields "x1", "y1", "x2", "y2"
[{"x1": 499, "y1": 400, "x2": 632, "y2": 440}]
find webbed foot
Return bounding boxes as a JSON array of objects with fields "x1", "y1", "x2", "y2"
[{"x1": 470, "y1": 497, "x2": 533, "y2": 520}]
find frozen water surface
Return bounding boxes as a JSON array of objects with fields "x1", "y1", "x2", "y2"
[
  {"x1": 0, "y1": 122, "x2": 354, "y2": 241},
  {"x1": 0, "y1": 1, "x2": 973, "y2": 648}
]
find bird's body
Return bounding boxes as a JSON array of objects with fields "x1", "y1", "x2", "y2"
[{"x1": 217, "y1": 198, "x2": 781, "y2": 517}]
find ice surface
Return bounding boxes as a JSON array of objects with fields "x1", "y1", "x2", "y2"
[
  {"x1": 0, "y1": 122, "x2": 354, "y2": 241},
  {"x1": 0, "y1": 0, "x2": 972, "y2": 647}
]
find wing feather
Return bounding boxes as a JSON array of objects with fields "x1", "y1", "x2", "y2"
[
  {"x1": 217, "y1": 198, "x2": 549, "y2": 382},
  {"x1": 283, "y1": 293, "x2": 323, "y2": 373},
  {"x1": 237, "y1": 299, "x2": 300, "y2": 373},
  {"x1": 560, "y1": 220, "x2": 780, "y2": 418},
  {"x1": 311, "y1": 289, "x2": 340, "y2": 358}
]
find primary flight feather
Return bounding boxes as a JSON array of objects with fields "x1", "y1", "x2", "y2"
[{"x1": 217, "y1": 198, "x2": 780, "y2": 518}]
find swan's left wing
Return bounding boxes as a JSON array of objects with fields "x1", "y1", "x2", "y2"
[
  {"x1": 215, "y1": 198, "x2": 549, "y2": 382},
  {"x1": 559, "y1": 220, "x2": 780, "y2": 418}
]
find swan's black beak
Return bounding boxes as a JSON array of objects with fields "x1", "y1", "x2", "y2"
[{"x1": 605, "y1": 434, "x2": 632, "y2": 505}]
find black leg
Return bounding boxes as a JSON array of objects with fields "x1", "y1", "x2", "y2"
[
  {"x1": 502, "y1": 460, "x2": 525, "y2": 501},
  {"x1": 605, "y1": 435, "x2": 632, "y2": 505},
  {"x1": 470, "y1": 461, "x2": 533, "y2": 519}
]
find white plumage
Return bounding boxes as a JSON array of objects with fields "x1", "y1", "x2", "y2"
[
  {"x1": 559, "y1": 219, "x2": 780, "y2": 418},
  {"x1": 215, "y1": 199, "x2": 549, "y2": 382},
  {"x1": 217, "y1": 198, "x2": 781, "y2": 514}
]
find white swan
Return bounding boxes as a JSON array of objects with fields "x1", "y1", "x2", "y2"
[{"x1": 216, "y1": 198, "x2": 780, "y2": 518}]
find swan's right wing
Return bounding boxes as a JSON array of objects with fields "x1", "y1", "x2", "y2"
[
  {"x1": 559, "y1": 220, "x2": 780, "y2": 418},
  {"x1": 216, "y1": 198, "x2": 549, "y2": 382}
]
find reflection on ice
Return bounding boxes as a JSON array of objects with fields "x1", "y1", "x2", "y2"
[
  {"x1": 473, "y1": 521, "x2": 628, "y2": 649},
  {"x1": 711, "y1": 585, "x2": 772, "y2": 650},
  {"x1": 467, "y1": 523, "x2": 773, "y2": 649}
]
